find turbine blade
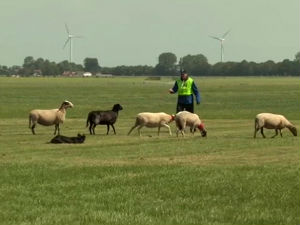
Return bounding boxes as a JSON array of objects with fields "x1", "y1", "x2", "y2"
[
  {"x1": 65, "y1": 23, "x2": 70, "y2": 34},
  {"x1": 73, "y1": 35, "x2": 84, "y2": 38},
  {"x1": 209, "y1": 35, "x2": 222, "y2": 41},
  {"x1": 63, "y1": 37, "x2": 70, "y2": 49},
  {"x1": 222, "y1": 30, "x2": 230, "y2": 38}
]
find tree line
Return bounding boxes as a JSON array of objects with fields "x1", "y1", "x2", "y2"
[{"x1": 1, "y1": 52, "x2": 299, "y2": 76}]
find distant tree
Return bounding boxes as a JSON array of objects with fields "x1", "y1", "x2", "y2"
[
  {"x1": 155, "y1": 52, "x2": 177, "y2": 75},
  {"x1": 0, "y1": 65, "x2": 9, "y2": 75},
  {"x1": 222, "y1": 62, "x2": 238, "y2": 76},
  {"x1": 23, "y1": 56, "x2": 34, "y2": 67},
  {"x1": 293, "y1": 52, "x2": 300, "y2": 76},
  {"x1": 233, "y1": 60, "x2": 252, "y2": 76},
  {"x1": 34, "y1": 58, "x2": 45, "y2": 70},
  {"x1": 84, "y1": 58, "x2": 101, "y2": 74},
  {"x1": 56, "y1": 60, "x2": 83, "y2": 75},
  {"x1": 209, "y1": 62, "x2": 223, "y2": 76},
  {"x1": 100, "y1": 67, "x2": 114, "y2": 74},
  {"x1": 41, "y1": 60, "x2": 59, "y2": 76},
  {"x1": 181, "y1": 54, "x2": 210, "y2": 76},
  {"x1": 9, "y1": 65, "x2": 22, "y2": 75},
  {"x1": 70, "y1": 62, "x2": 84, "y2": 72},
  {"x1": 277, "y1": 59, "x2": 293, "y2": 76},
  {"x1": 158, "y1": 52, "x2": 177, "y2": 66},
  {"x1": 260, "y1": 60, "x2": 277, "y2": 75},
  {"x1": 22, "y1": 56, "x2": 35, "y2": 76}
]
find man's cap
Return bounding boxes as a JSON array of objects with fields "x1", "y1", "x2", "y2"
[{"x1": 180, "y1": 69, "x2": 187, "y2": 75}]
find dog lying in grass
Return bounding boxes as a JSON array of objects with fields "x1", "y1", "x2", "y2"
[{"x1": 50, "y1": 133, "x2": 86, "y2": 144}]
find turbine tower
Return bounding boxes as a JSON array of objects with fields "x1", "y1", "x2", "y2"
[
  {"x1": 210, "y1": 30, "x2": 230, "y2": 62},
  {"x1": 63, "y1": 24, "x2": 83, "y2": 63}
]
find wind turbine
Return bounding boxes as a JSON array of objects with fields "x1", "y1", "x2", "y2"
[
  {"x1": 63, "y1": 24, "x2": 83, "y2": 63},
  {"x1": 210, "y1": 30, "x2": 230, "y2": 62}
]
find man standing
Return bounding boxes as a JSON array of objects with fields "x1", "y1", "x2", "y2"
[{"x1": 169, "y1": 70, "x2": 201, "y2": 113}]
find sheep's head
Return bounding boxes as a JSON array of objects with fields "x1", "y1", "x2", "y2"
[
  {"x1": 112, "y1": 104, "x2": 123, "y2": 112},
  {"x1": 289, "y1": 126, "x2": 297, "y2": 136},
  {"x1": 61, "y1": 100, "x2": 74, "y2": 109},
  {"x1": 170, "y1": 114, "x2": 175, "y2": 122},
  {"x1": 197, "y1": 123, "x2": 207, "y2": 137},
  {"x1": 167, "y1": 114, "x2": 175, "y2": 123}
]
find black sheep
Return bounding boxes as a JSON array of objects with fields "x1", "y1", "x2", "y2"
[
  {"x1": 50, "y1": 133, "x2": 86, "y2": 144},
  {"x1": 86, "y1": 104, "x2": 123, "y2": 135}
]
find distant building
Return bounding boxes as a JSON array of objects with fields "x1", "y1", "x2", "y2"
[
  {"x1": 62, "y1": 71, "x2": 77, "y2": 77},
  {"x1": 33, "y1": 69, "x2": 42, "y2": 77},
  {"x1": 83, "y1": 72, "x2": 92, "y2": 77}
]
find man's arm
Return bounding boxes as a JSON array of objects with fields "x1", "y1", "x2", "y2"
[
  {"x1": 192, "y1": 82, "x2": 201, "y2": 104},
  {"x1": 169, "y1": 81, "x2": 178, "y2": 94}
]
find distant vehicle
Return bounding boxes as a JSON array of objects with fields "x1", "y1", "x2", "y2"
[{"x1": 83, "y1": 72, "x2": 92, "y2": 77}]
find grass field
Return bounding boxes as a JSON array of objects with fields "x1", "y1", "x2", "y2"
[{"x1": 0, "y1": 76, "x2": 299, "y2": 225}]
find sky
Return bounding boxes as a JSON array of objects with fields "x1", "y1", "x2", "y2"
[{"x1": 0, "y1": 0, "x2": 299, "y2": 67}]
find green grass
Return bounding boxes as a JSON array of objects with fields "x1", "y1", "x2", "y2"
[{"x1": 0, "y1": 76, "x2": 299, "y2": 225}]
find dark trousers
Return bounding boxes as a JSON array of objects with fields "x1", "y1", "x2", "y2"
[{"x1": 176, "y1": 103, "x2": 194, "y2": 113}]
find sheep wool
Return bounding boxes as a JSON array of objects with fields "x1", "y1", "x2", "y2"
[
  {"x1": 175, "y1": 111, "x2": 207, "y2": 137},
  {"x1": 86, "y1": 104, "x2": 123, "y2": 135},
  {"x1": 254, "y1": 113, "x2": 297, "y2": 138},
  {"x1": 29, "y1": 100, "x2": 73, "y2": 135},
  {"x1": 128, "y1": 112, "x2": 174, "y2": 136}
]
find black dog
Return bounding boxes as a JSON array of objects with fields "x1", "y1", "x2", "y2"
[
  {"x1": 86, "y1": 104, "x2": 123, "y2": 135},
  {"x1": 50, "y1": 133, "x2": 86, "y2": 144}
]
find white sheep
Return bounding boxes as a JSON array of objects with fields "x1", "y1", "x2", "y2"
[
  {"x1": 127, "y1": 112, "x2": 175, "y2": 136},
  {"x1": 254, "y1": 113, "x2": 297, "y2": 138},
  {"x1": 29, "y1": 100, "x2": 74, "y2": 135},
  {"x1": 175, "y1": 111, "x2": 207, "y2": 137}
]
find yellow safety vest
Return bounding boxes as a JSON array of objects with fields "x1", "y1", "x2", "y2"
[{"x1": 176, "y1": 77, "x2": 193, "y2": 95}]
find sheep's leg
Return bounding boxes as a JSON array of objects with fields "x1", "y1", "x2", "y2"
[
  {"x1": 54, "y1": 124, "x2": 59, "y2": 135},
  {"x1": 137, "y1": 125, "x2": 144, "y2": 136},
  {"x1": 128, "y1": 124, "x2": 138, "y2": 135},
  {"x1": 181, "y1": 130, "x2": 185, "y2": 137},
  {"x1": 271, "y1": 129, "x2": 278, "y2": 138},
  {"x1": 31, "y1": 124, "x2": 36, "y2": 135},
  {"x1": 176, "y1": 127, "x2": 185, "y2": 137},
  {"x1": 163, "y1": 124, "x2": 172, "y2": 136},
  {"x1": 181, "y1": 124, "x2": 186, "y2": 137},
  {"x1": 279, "y1": 129, "x2": 283, "y2": 137},
  {"x1": 161, "y1": 124, "x2": 172, "y2": 136},
  {"x1": 190, "y1": 127, "x2": 196, "y2": 133},
  {"x1": 106, "y1": 124, "x2": 110, "y2": 135},
  {"x1": 176, "y1": 128, "x2": 183, "y2": 137},
  {"x1": 111, "y1": 124, "x2": 116, "y2": 135},
  {"x1": 253, "y1": 128, "x2": 259, "y2": 138},
  {"x1": 260, "y1": 128, "x2": 266, "y2": 138},
  {"x1": 157, "y1": 126, "x2": 161, "y2": 136},
  {"x1": 191, "y1": 125, "x2": 196, "y2": 135},
  {"x1": 92, "y1": 124, "x2": 97, "y2": 135},
  {"x1": 254, "y1": 120, "x2": 259, "y2": 138},
  {"x1": 89, "y1": 124, "x2": 93, "y2": 135}
]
